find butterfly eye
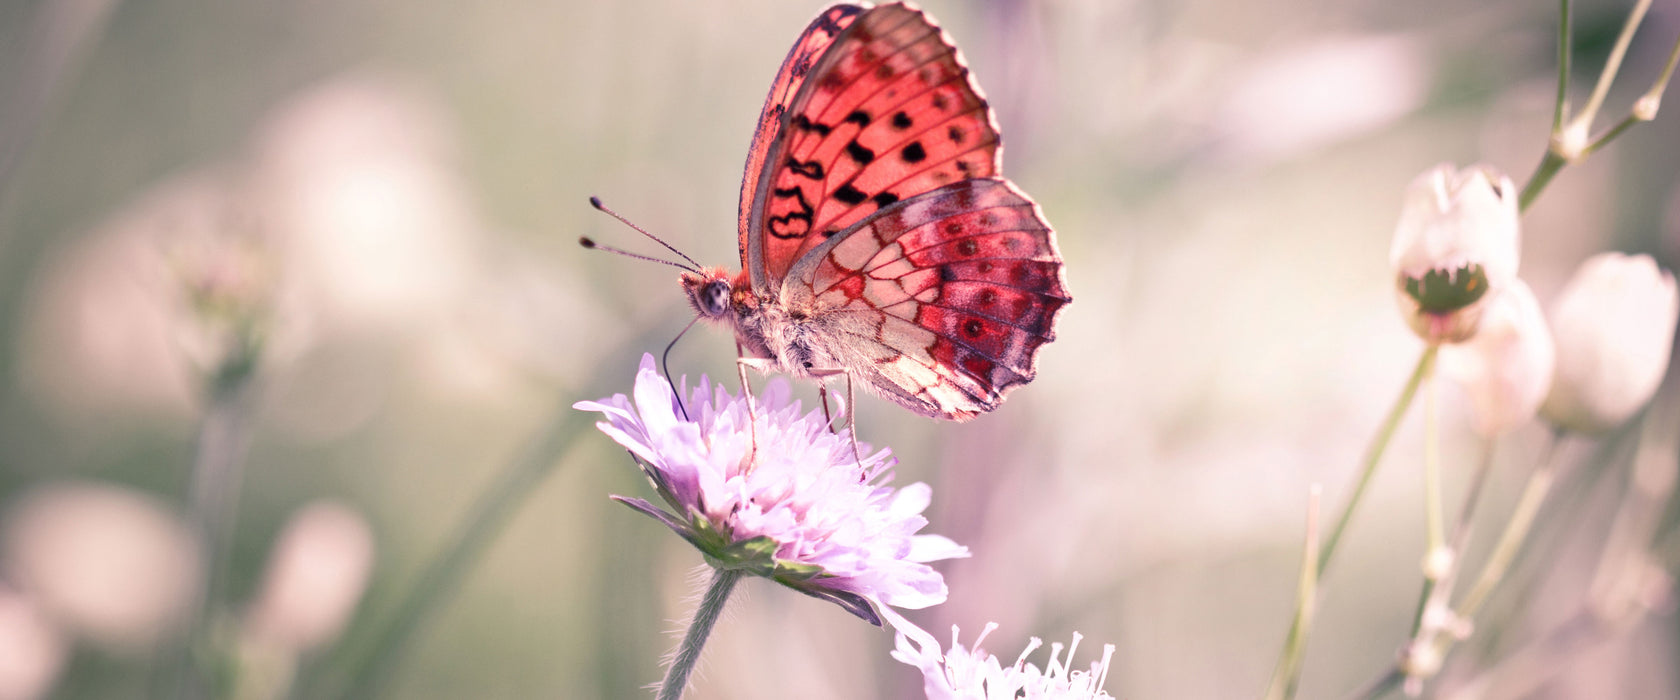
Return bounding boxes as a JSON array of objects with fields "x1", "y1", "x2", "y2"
[{"x1": 701, "y1": 280, "x2": 732, "y2": 317}]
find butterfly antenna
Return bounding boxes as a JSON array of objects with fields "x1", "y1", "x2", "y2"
[
  {"x1": 662, "y1": 316, "x2": 701, "y2": 421},
  {"x1": 587, "y1": 196, "x2": 703, "y2": 270},
  {"x1": 577, "y1": 237, "x2": 695, "y2": 272}
]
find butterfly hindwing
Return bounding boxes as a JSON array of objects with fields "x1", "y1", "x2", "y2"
[
  {"x1": 743, "y1": 2, "x2": 1002, "y2": 291},
  {"x1": 789, "y1": 177, "x2": 1069, "y2": 419}
]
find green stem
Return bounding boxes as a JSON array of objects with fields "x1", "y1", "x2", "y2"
[
  {"x1": 1264, "y1": 486, "x2": 1323, "y2": 700},
  {"x1": 1578, "y1": 114, "x2": 1641, "y2": 159},
  {"x1": 1455, "y1": 434, "x2": 1564, "y2": 621},
  {"x1": 1268, "y1": 347, "x2": 1434, "y2": 700},
  {"x1": 1523, "y1": 0, "x2": 1675, "y2": 211},
  {"x1": 325, "y1": 406, "x2": 589, "y2": 700},
  {"x1": 1645, "y1": 36, "x2": 1680, "y2": 109},
  {"x1": 1406, "y1": 441, "x2": 1495, "y2": 639},
  {"x1": 1520, "y1": 0, "x2": 1571, "y2": 211},
  {"x1": 1423, "y1": 364, "x2": 1446, "y2": 563},
  {"x1": 1518, "y1": 151, "x2": 1567, "y2": 213},
  {"x1": 1318, "y1": 345, "x2": 1438, "y2": 576},
  {"x1": 659, "y1": 568, "x2": 744, "y2": 700},
  {"x1": 1551, "y1": 0, "x2": 1572, "y2": 132},
  {"x1": 172, "y1": 353, "x2": 261, "y2": 700},
  {"x1": 1568, "y1": 0, "x2": 1651, "y2": 133}
]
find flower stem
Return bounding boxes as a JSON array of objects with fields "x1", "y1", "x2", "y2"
[
  {"x1": 1566, "y1": 0, "x2": 1651, "y2": 135},
  {"x1": 1550, "y1": 0, "x2": 1573, "y2": 132},
  {"x1": 1455, "y1": 433, "x2": 1564, "y2": 621},
  {"x1": 1580, "y1": 33, "x2": 1679, "y2": 159},
  {"x1": 1319, "y1": 345, "x2": 1437, "y2": 576},
  {"x1": 1423, "y1": 363, "x2": 1446, "y2": 566},
  {"x1": 1522, "y1": 0, "x2": 1676, "y2": 210},
  {"x1": 1264, "y1": 486, "x2": 1322, "y2": 700},
  {"x1": 1273, "y1": 347, "x2": 1431, "y2": 700},
  {"x1": 659, "y1": 568, "x2": 744, "y2": 700},
  {"x1": 1517, "y1": 152, "x2": 1566, "y2": 213},
  {"x1": 1643, "y1": 35, "x2": 1680, "y2": 113},
  {"x1": 172, "y1": 343, "x2": 261, "y2": 699}
]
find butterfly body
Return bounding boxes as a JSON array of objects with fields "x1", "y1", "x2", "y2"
[{"x1": 691, "y1": 1, "x2": 1068, "y2": 421}]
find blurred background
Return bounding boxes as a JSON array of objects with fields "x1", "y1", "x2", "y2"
[{"x1": 1, "y1": 0, "x2": 1678, "y2": 697}]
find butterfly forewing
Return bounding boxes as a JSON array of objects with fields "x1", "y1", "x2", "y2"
[
  {"x1": 744, "y1": 3, "x2": 1002, "y2": 290},
  {"x1": 789, "y1": 177, "x2": 1069, "y2": 419},
  {"x1": 738, "y1": 4, "x2": 867, "y2": 275}
]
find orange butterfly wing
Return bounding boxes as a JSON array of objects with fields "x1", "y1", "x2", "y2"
[{"x1": 741, "y1": 3, "x2": 1002, "y2": 291}]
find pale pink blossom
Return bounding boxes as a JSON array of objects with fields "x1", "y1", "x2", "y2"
[
  {"x1": 1439, "y1": 280, "x2": 1554, "y2": 435},
  {"x1": 1542, "y1": 253, "x2": 1679, "y2": 433},
  {"x1": 576, "y1": 355, "x2": 968, "y2": 631}
]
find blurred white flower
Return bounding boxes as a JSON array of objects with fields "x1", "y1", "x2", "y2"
[
  {"x1": 19, "y1": 171, "x2": 272, "y2": 420},
  {"x1": 254, "y1": 75, "x2": 477, "y2": 332},
  {"x1": 1439, "y1": 280, "x2": 1554, "y2": 436},
  {"x1": 1541, "y1": 253, "x2": 1680, "y2": 433},
  {"x1": 1390, "y1": 163, "x2": 1521, "y2": 344},
  {"x1": 1, "y1": 481, "x2": 199, "y2": 651},
  {"x1": 891, "y1": 623, "x2": 1116, "y2": 700},
  {"x1": 575, "y1": 355, "x2": 968, "y2": 635},
  {"x1": 0, "y1": 586, "x2": 66, "y2": 700},
  {"x1": 244, "y1": 500, "x2": 375, "y2": 653}
]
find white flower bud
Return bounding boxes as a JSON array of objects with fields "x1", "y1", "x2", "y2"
[
  {"x1": 1632, "y1": 94, "x2": 1659, "y2": 122},
  {"x1": 1542, "y1": 253, "x2": 1679, "y2": 433},
  {"x1": 244, "y1": 501, "x2": 374, "y2": 652},
  {"x1": 1390, "y1": 163, "x2": 1521, "y2": 344},
  {"x1": 1439, "y1": 281, "x2": 1555, "y2": 436}
]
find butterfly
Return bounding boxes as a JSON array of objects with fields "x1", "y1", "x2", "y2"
[{"x1": 682, "y1": 1, "x2": 1069, "y2": 421}]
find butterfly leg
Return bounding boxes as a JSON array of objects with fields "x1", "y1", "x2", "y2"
[
  {"x1": 806, "y1": 367, "x2": 865, "y2": 468},
  {"x1": 736, "y1": 348, "x2": 779, "y2": 469},
  {"x1": 844, "y1": 373, "x2": 863, "y2": 471},
  {"x1": 817, "y1": 386, "x2": 835, "y2": 432}
]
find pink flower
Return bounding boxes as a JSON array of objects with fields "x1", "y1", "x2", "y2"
[
  {"x1": 575, "y1": 355, "x2": 968, "y2": 628},
  {"x1": 892, "y1": 623, "x2": 1117, "y2": 700},
  {"x1": 1439, "y1": 280, "x2": 1554, "y2": 436}
]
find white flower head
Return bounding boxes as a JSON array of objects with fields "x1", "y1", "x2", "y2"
[
  {"x1": 892, "y1": 623, "x2": 1117, "y2": 700},
  {"x1": 1390, "y1": 163, "x2": 1521, "y2": 343},
  {"x1": 1542, "y1": 253, "x2": 1680, "y2": 433},
  {"x1": 575, "y1": 355, "x2": 969, "y2": 627},
  {"x1": 1439, "y1": 280, "x2": 1554, "y2": 436}
]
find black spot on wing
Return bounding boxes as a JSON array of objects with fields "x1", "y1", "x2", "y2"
[
  {"x1": 833, "y1": 184, "x2": 868, "y2": 205},
  {"x1": 785, "y1": 157, "x2": 824, "y2": 180},
  {"x1": 792, "y1": 114, "x2": 832, "y2": 137},
  {"x1": 845, "y1": 140, "x2": 875, "y2": 165}
]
